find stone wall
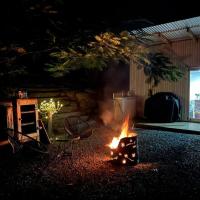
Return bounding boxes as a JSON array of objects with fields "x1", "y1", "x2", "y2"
[{"x1": 28, "y1": 88, "x2": 98, "y2": 134}]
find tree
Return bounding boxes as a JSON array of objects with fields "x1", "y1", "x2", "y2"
[
  {"x1": 46, "y1": 31, "x2": 148, "y2": 76},
  {"x1": 39, "y1": 98, "x2": 63, "y2": 141},
  {"x1": 0, "y1": 0, "x2": 185, "y2": 95},
  {"x1": 138, "y1": 52, "x2": 185, "y2": 95},
  {"x1": 46, "y1": 31, "x2": 185, "y2": 89}
]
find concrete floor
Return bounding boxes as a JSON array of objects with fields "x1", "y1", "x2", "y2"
[{"x1": 135, "y1": 121, "x2": 200, "y2": 134}]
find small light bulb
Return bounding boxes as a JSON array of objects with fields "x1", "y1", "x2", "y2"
[
  {"x1": 132, "y1": 153, "x2": 135, "y2": 157},
  {"x1": 110, "y1": 151, "x2": 113, "y2": 156},
  {"x1": 121, "y1": 143, "x2": 125, "y2": 147},
  {"x1": 122, "y1": 159, "x2": 126, "y2": 164},
  {"x1": 124, "y1": 154, "x2": 128, "y2": 158}
]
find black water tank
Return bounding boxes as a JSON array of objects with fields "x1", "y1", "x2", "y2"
[{"x1": 144, "y1": 92, "x2": 181, "y2": 122}]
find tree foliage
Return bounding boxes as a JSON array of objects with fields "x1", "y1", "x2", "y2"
[
  {"x1": 139, "y1": 52, "x2": 184, "y2": 86},
  {"x1": 46, "y1": 31, "x2": 185, "y2": 87},
  {"x1": 0, "y1": 0, "x2": 185, "y2": 90},
  {"x1": 46, "y1": 31, "x2": 149, "y2": 76}
]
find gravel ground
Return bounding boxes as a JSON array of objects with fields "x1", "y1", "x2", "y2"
[{"x1": 1, "y1": 127, "x2": 200, "y2": 200}]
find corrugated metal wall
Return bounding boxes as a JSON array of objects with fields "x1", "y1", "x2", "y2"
[{"x1": 130, "y1": 39, "x2": 200, "y2": 120}]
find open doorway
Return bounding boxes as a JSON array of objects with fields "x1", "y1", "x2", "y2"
[{"x1": 189, "y1": 69, "x2": 200, "y2": 121}]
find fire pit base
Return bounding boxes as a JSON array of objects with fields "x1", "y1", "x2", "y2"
[{"x1": 110, "y1": 135, "x2": 138, "y2": 166}]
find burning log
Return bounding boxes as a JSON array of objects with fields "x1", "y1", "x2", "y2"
[{"x1": 108, "y1": 116, "x2": 138, "y2": 165}]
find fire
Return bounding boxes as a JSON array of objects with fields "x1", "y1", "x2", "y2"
[{"x1": 108, "y1": 115, "x2": 135, "y2": 149}]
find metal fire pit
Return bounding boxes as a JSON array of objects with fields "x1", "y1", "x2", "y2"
[{"x1": 110, "y1": 135, "x2": 138, "y2": 165}]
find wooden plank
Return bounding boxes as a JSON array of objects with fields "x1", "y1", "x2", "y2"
[
  {"x1": 21, "y1": 122, "x2": 35, "y2": 126},
  {"x1": 16, "y1": 98, "x2": 38, "y2": 106},
  {"x1": 186, "y1": 27, "x2": 198, "y2": 42},
  {"x1": 7, "y1": 106, "x2": 14, "y2": 129},
  {"x1": 0, "y1": 140, "x2": 9, "y2": 146},
  {"x1": 21, "y1": 111, "x2": 35, "y2": 114},
  {"x1": 154, "y1": 32, "x2": 172, "y2": 45},
  {"x1": 18, "y1": 132, "x2": 39, "y2": 143},
  {"x1": 16, "y1": 98, "x2": 39, "y2": 141}
]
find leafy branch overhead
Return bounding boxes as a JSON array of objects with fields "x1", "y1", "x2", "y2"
[
  {"x1": 46, "y1": 31, "x2": 150, "y2": 77},
  {"x1": 0, "y1": 0, "x2": 185, "y2": 91},
  {"x1": 46, "y1": 31, "x2": 185, "y2": 86},
  {"x1": 139, "y1": 52, "x2": 185, "y2": 86}
]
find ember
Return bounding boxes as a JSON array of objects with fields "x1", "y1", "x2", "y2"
[{"x1": 108, "y1": 116, "x2": 138, "y2": 165}]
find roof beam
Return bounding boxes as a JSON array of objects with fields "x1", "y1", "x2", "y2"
[
  {"x1": 155, "y1": 32, "x2": 172, "y2": 45},
  {"x1": 186, "y1": 27, "x2": 198, "y2": 42}
]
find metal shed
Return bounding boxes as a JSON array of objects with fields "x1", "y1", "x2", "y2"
[{"x1": 130, "y1": 16, "x2": 200, "y2": 120}]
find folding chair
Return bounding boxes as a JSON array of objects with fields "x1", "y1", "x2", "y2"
[{"x1": 55, "y1": 115, "x2": 96, "y2": 156}]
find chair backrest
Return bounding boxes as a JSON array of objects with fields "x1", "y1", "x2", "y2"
[{"x1": 64, "y1": 116, "x2": 95, "y2": 139}]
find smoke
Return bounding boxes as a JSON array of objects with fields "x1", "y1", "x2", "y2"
[
  {"x1": 98, "y1": 62, "x2": 129, "y2": 126},
  {"x1": 99, "y1": 100, "x2": 114, "y2": 126},
  {"x1": 100, "y1": 109, "x2": 113, "y2": 125},
  {"x1": 102, "y1": 62, "x2": 129, "y2": 99},
  {"x1": 99, "y1": 100, "x2": 122, "y2": 132}
]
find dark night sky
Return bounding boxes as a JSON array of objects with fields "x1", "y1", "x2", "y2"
[
  {"x1": 0, "y1": 0, "x2": 199, "y2": 90},
  {"x1": 53, "y1": 0, "x2": 199, "y2": 25},
  {"x1": 0, "y1": 0, "x2": 199, "y2": 30}
]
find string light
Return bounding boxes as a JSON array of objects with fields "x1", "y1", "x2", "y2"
[
  {"x1": 122, "y1": 159, "x2": 126, "y2": 164},
  {"x1": 39, "y1": 98, "x2": 63, "y2": 116}
]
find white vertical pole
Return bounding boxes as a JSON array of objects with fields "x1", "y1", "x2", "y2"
[{"x1": 48, "y1": 112, "x2": 53, "y2": 142}]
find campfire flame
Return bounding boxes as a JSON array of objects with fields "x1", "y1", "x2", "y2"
[{"x1": 108, "y1": 115, "x2": 135, "y2": 149}]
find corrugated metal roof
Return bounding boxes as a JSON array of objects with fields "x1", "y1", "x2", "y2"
[{"x1": 132, "y1": 16, "x2": 200, "y2": 44}]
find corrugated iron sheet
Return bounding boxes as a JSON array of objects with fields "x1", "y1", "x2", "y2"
[{"x1": 132, "y1": 16, "x2": 200, "y2": 44}]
